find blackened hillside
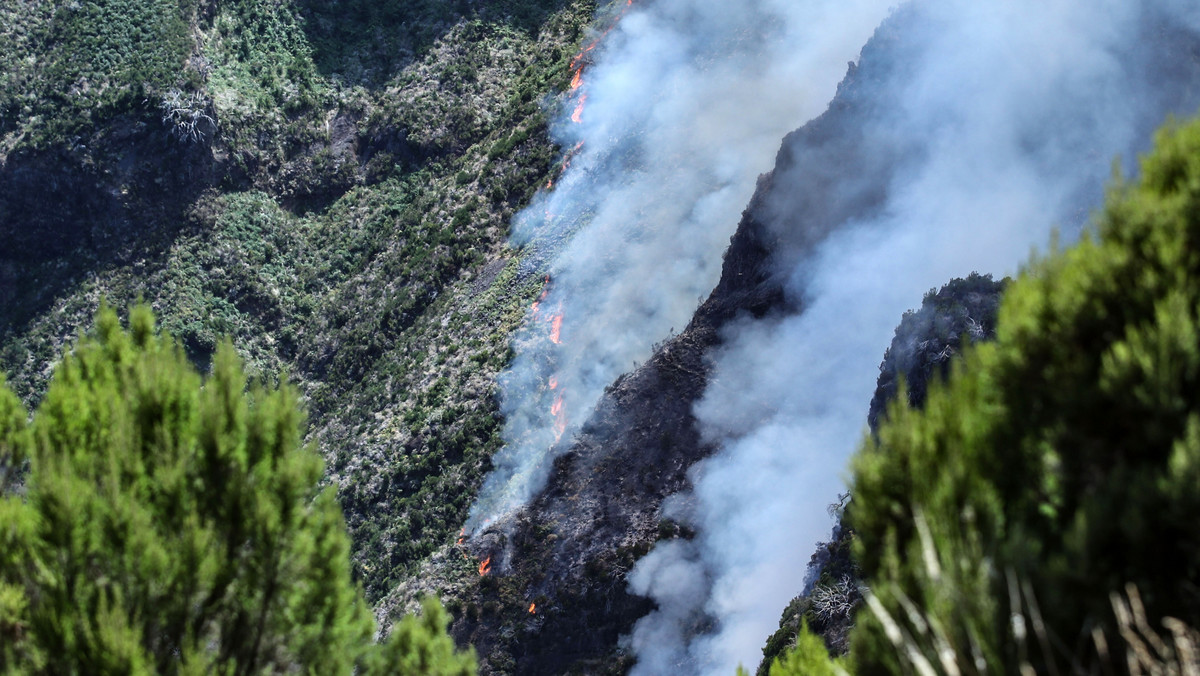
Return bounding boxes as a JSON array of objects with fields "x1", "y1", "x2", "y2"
[{"x1": 443, "y1": 11, "x2": 928, "y2": 672}]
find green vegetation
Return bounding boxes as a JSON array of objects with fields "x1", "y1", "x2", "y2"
[
  {"x1": 761, "y1": 622, "x2": 847, "y2": 676},
  {"x1": 0, "y1": 0, "x2": 597, "y2": 615},
  {"x1": 0, "y1": 0, "x2": 194, "y2": 145},
  {"x1": 778, "y1": 116, "x2": 1200, "y2": 674},
  {"x1": 0, "y1": 304, "x2": 474, "y2": 674}
]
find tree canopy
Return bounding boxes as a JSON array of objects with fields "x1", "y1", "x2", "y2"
[
  {"x1": 833, "y1": 115, "x2": 1200, "y2": 675},
  {"x1": 0, "y1": 304, "x2": 475, "y2": 675}
]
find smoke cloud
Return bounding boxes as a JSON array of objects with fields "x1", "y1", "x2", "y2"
[
  {"x1": 465, "y1": 0, "x2": 893, "y2": 533},
  {"x1": 626, "y1": 0, "x2": 1200, "y2": 673}
]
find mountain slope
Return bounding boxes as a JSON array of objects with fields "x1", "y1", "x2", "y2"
[
  {"x1": 434, "y1": 2, "x2": 1200, "y2": 672},
  {"x1": 0, "y1": 0, "x2": 598, "y2": 607},
  {"x1": 435, "y1": 14, "x2": 924, "y2": 669}
]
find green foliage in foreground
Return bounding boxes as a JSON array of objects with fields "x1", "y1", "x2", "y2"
[
  {"x1": 832, "y1": 115, "x2": 1200, "y2": 675},
  {"x1": 763, "y1": 621, "x2": 847, "y2": 676},
  {"x1": 0, "y1": 305, "x2": 474, "y2": 675}
]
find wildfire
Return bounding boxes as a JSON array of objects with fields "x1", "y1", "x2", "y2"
[
  {"x1": 479, "y1": 556, "x2": 492, "y2": 576},
  {"x1": 568, "y1": 0, "x2": 636, "y2": 72},
  {"x1": 456, "y1": 528, "x2": 465, "y2": 545},
  {"x1": 566, "y1": 0, "x2": 643, "y2": 124},
  {"x1": 571, "y1": 95, "x2": 588, "y2": 124},
  {"x1": 550, "y1": 312, "x2": 563, "y2": 344},
  {"x1": 569, "y1": 46, "x2": 593, "y2": 73},
  {"x1": 528, "y1": 603, "x2": 537, "y2": 614},
  {"x1": 551, "y1": 392, "x2": 568, "y2": 442},
  {"x1": 548, "y1": 375, "x2": 558, "y2": 390},
  {"x1": 531, "y1": 275, "x2": 551, "y2": 315},
  {"x1": 553, "y1": 412, "x2": 568, "y2": 441}
]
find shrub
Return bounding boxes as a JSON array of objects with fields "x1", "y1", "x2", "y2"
[
  {"x1": 845, "y1": 116, "x2": 1200, "y2": 674},
  {"x1": 0, "y1": 304, "x2": 474, "y2": 675}
]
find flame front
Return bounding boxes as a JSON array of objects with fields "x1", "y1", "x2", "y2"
[
  {"x1": 565, "y1": 1, "x2": 637, "y2": 125},
  {"x1": 456, "y1": 528, "x2": 465, "y2": 545},
  {"x1": 550, "y1": 312, "x2": 563, "y2": 344},
  {"x1": 551, "y1": 392, "x2": 567, "y2": 441},
  {"x1": 531, "y1": 276, "x2": 551, "y2": 314},
  {"x1": 479, "y1": 556, "x2": 492, "y2": 576},
  {"x1": 528, "y1": 603, "x2": 537, "y2": 614},
  {"x1": 571, "y1": 95, "x2": 588, "y2": 124}
]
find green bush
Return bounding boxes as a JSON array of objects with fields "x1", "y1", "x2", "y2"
[
  {"x1": 845, "y1": 116, "x2": 1200, "y2": 674},
  {"x1": 0, "y1": 304, "x2": 474, "y2": 674},
  {"x1": 761, "y1": 621, "x2": 847, "y2": 676}
]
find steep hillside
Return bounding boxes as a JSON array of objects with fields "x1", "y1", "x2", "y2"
[
  {"x1": 0, "y1": 0, "x2": 599, "y2": 606},
  {"x1": 422, "y1": 14, "x2": 924, "y2": 670},
  {"x1": 758, "y1": 273, "x2": 1007, "y2": 673},
  {"x1": 424, "y1": 2, "x2": 1200, "y2": 672},
  {"x1": 9, "y1": 0, "x2": 1200, "y2": 673}
]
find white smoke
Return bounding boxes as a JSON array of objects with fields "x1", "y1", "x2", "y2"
[
  {"x1": 626, "y1": 0, "x2": 1200, "y2": 673},
  {"x1": 464, "y1": 0, "x2": 895, "y2": 533}
]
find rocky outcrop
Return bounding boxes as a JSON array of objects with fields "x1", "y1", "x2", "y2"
[
  {"x1": 757, "y1": 273, "x2": 1006, "y2": 673},
  {"x1": 867, "y1": 272, "x2": 1008, "y2": 431}
]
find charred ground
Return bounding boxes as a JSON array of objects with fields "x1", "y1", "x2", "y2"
[{"x1": 438, "y1": 13, "x2": 933, "y2": 671}]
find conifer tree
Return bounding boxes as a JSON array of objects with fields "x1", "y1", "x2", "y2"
[
  {"x1": 0, "y1": 304, "x2": 475, "y2": 675},
  {"x1": 838, "y1": 116, "x2": 1200, "y2": 674}
]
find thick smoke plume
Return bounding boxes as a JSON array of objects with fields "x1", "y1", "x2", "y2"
[
  {"x1": 464, "y1": 0, "x2": 893, "y2": 533},
  {"x1": 626, "y1": 0, "x2": 1200, "y2": 673}
]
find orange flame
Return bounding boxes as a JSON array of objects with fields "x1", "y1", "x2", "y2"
[
  {"x1": 571, "y1": 95, "x2": 587, "y2": 124},
  {"x1": 569, "y1": 46, "x2": 593, "y2": 72},
  {"x1": 529, "y1": 603, "x2": 537, "y2": 614},
  {"x1": 531, "y1": 278, "x2": 551, "y2": 314},
  {"x1": 566, "y1": 0, "x2": 633, "y2": 71},
  {"x1": 549, "y1": 375, "x2": 558, "y2": 390},
  {"x1": 479, "y1": 556, "x2": 492, "y2": 576},
  {"x1": 568, "y1": 0, "x2": 637, "y2": 72},
  {"x1": 565, "y1": 0, "x2": 640, "y2": 125},
  {"x1": 550, "y1": 313, "x2": 563, "y2": 344},
  {"x1": 552, "y1": 392, "x2": 567, "y2": 441},
  {"x1": 456, "y1": 528, "x2": 465, "y2": 545}
]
